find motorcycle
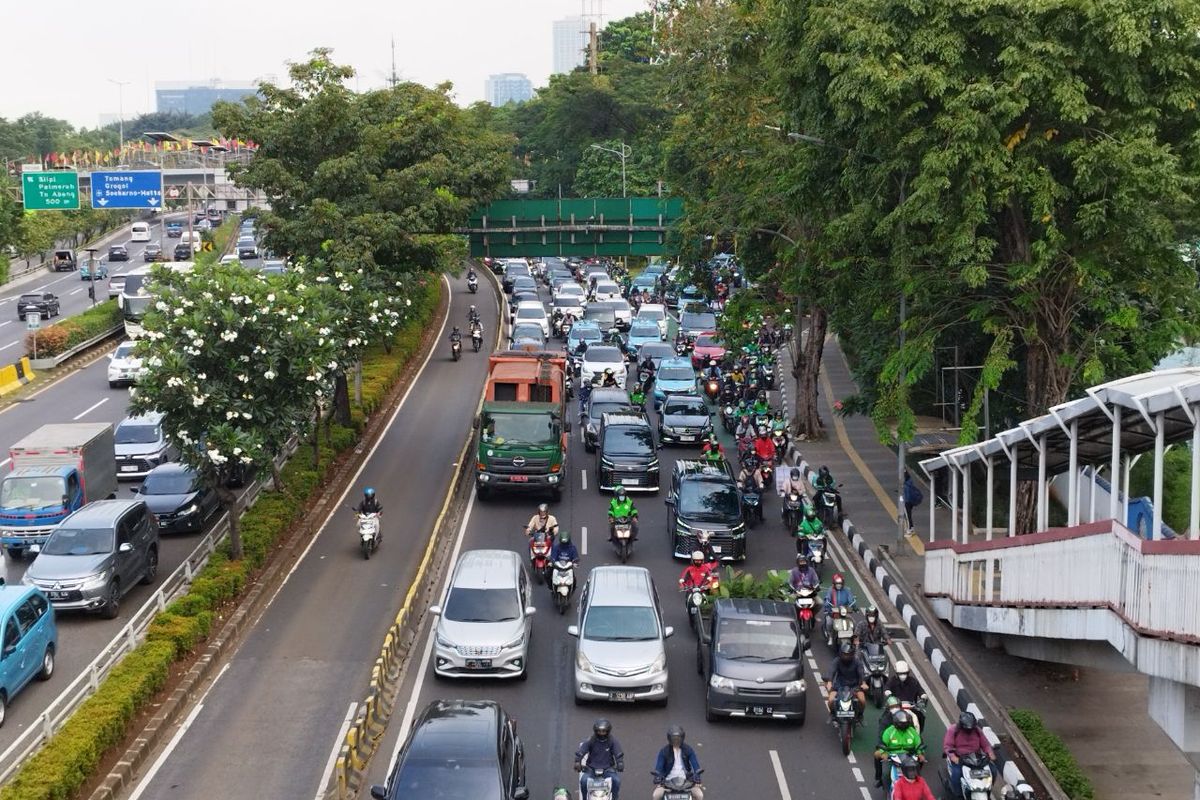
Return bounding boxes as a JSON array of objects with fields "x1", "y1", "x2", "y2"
[
  {"x1": 657, "y1": 773, "x2": 704, "y2": 800},
  {"x1": 815, "y1": 484, "x2": 843, "y2": 530},
  {"x1": 832, "y1": 686, "x2": 861, "y2": 756},
  {"x1": 802, "y1": 531, "x2": 827, "y2": 574},
  {"x1": 528, "y1": 530, "x2": 552, "y2": 584},
  {"x1": 611, "y1": 516, "x2": 634, "y2": 563},
  {"x1": 551, "y1": 558, "x2": 576, "y2": 614},
  {"x1": 703, "y1": 377, "x2": 720, "y2": 402},
  {"x1": 565, "y1": 372, "x2": 575, "y2": 401},
  {"x1": 580, "y1": 767, "x2": 615, "y2": 800},
  {"x1": 825, "y1": 607, "x2": 856, "y2": 650},
  {"x1": 467, "y1": 275, "x2": 478, "y2": 293},
  {"x1": 781, "y1": 491, "x2": 805, "y2": 534},
  {"x1": 471, "y1": 328, "x2": 483, "y2": 352},
  {"x1": 719, "y1": 381, "x2": 739, "y2": 406},
  {"x1": 682, "y1": 567, "x2": 719, "y2": 631},
  {"x1": 861, "y1": 642, "x2": 889, "y2": 707},
  {"x1": 741, "y1": 481, "x2": 763, "y2": 526},
  {"x1": 759, "y1": 361, "x2": 776, "y2": 390},
  {"x1": 357, "y1": 512, "x2": 380, "y2": 559},
  {"x1": 450, "y1": 337, "x2": 462, "y2": 361},
  {"x1": 790, "y1": 584, "x2": 819, "y2": 634},
  {"x1": 721, "y1": 405, "x2": 738, "y2": 434},
  {"x1": 758, "y1": 460, "x2": 774, "y2": 491},
  {"x1": 944, "y1": 751, "x2": 995, "y2": 800},
  {"x1": 771, "y1": 428, "x2": 788, "y2": 457}
]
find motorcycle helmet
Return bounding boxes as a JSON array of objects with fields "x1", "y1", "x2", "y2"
[
  {"x1": 894, "y1": 660, "x2": 910, "y2": 679},
  {"x1": 593, "y1": 719, "x2": 612, "y2": 738},
  {"x1": 552, "y1": 789, "x2": 571, "y2": 799},
  {"x1": 558, "y1": 529, "x2": 571, "y2": 544},
  {"x1": 615, "y1": 486, "x2": 627, "y2": 500},
  {"x1": 899, "y1": 754, "x2": 920, "y2": 780},
  {"x1": 885, "y1": 694, "x2": 901, "y2": 712},
  {"x1": 892, "y1": 710, "x2": 912, "y2": 730},
  {"x1": 804, "y1": 505, "x2": 817, "y2": 519},
  {"x1": 757, "y1": 426, "x2": 769, "y2": 437},
  {"x1": 666, "y1": 725, "x2": 685, "y2": 747},
  {"x1": 537, "y1": 503, "x2": 549, "y2": 518},
  {"x1": 696, "y1": 530, "x2": 712, "y2": 545},
  {"x1": 837, "y1": 642, "x2": 855, "y2": 661},
  {"x1": 958, "y1": 711, "x2": 978, "y2": 731},
  {"x1": 691, "y1": 550, "x2": 705, "y2": 566},
  {"x1": 832, "y1": 573, "x2": 845, "y2": 589},
  {"x1": 363, "y1": 487, "x2": 375, "y2": 498},
  {"x1": 795, "y1": 554, "x2": 808, "y2": 568},
  {"x1": 604, "y1": 367, "x2": 615, "y2": 378},
  {"x1": 865, "y1": 606, "x2": 879, "y2": 624},
  {"x1": 469, "y1": 304, "x2": 476, "y2": 315},
  {"x1": 790, "y1": 468, "x2": 801, "y2": 481},
  {"x1": 819, "y1": 465, "x2": 832, "y2": 480}
]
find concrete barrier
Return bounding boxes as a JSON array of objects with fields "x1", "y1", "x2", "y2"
[{"x1": 0, "y1": 356, "x2": 38, "y2": 396}]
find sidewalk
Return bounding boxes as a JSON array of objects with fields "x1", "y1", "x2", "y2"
[{"x1": 794, "y1": 335, "x2": 1193, "y2": 800}]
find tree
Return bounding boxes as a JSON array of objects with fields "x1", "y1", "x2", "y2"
[
  {"x1": 129, "y1": 264, "x2": 334, "y2": 560},
  {"x1": 572, "y1": 139, "x2": 658, "y2": 197}
]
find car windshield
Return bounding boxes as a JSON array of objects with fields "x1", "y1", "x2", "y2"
[
  {"x1": 116, "y1": 422, "x2": 160, "y2": 444},
  {"x1": 639, "y1": 344, "x2": 673, "y2": 361},
  {"x1": 589, "y1": 402, "x2": 630, "y2": 423},
  {"x1": 586, "y1": 348, "x2": 623, "y2": 364},
  {"x1": 583, "y1": 605, "x2": 660, "y2": 641},
  {"x1": 0, "y1": 476, "x2": 66, "y2": 510},
  {"x1": 604, "y1": 426, "x2": 653, "y2": 455},
  {"x1": 695, "y1": 335, "x2": 721, "y2": 348},
  {"x1": 664, "y1": 399, "x2": 707, "y2": 416},
  {"x1": 19, "y1": 295, "x2": 42, "y2": 303},
  {"x1": 659, "y1": 367, "x2": 695, "y2": 381},
  {"x1": 512, "y1": 278, "x2": 536, "y2": 290},
  {"x1": 553, "y1": 298, "x2": 579, "y2": 310},
  {"x1": 570, "y1": 328, "x2": 603, "y2": 346},
  {"x1": 557, "y1": 286, "x2": 583, "y2": 297},
  {"x1": 41, "y1": 526, "x2": 114, "y2": 557},
  {"x1": 390, "y1": 761, "x2": 499, "y2": 799},
  {"x1": 443, "y1": 587, "x2": 522, "y2": 623},
  {"x1": 481, "y1": 411, "x2": 557, "y2": 446},
  {"x1": 679, "y1": 479, "x2": 740, "y2": 521},
  {"x1": 512, "y1": 324, "x2": 542, "y2": 339},
  {"x1": 630, "y1": 323, "x2": 659, "y2": 337},
  {"x1": 142, "y1": 470, "x2": 196, "y2": 495},
  {"x1": 682, "y1": 313, "x2": 718, "y2": 330},
  {"x1": 123, "y1": 295, "x2": 152, "y2": 319},
  {"x1": 715, "y1": 617, "x2": 800, "y2": 661},
  {"x1": 113, "y1": 342, "x2": 137, "y2": 360},
  {"x1": 516, "y1": 307, "x2": 543, "y2": 319}
]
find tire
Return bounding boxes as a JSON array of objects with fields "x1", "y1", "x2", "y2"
[
  {"x1": 0, "y1": 692, "x2": 6, "y2": 728},
  {"x1": 791, "y1": 713, "x2": 806, "y2": 727},
  {"x1": 139, "y1": 547, "x2": 158, "y2": 585},
  {"x1": 108, "y1": 381, "x2": 119, "y2": 389},
  {"x1": 555, "y1": 594, "x2": 568, "y2": 615},
  {"x1": 619, "y1": 541, "x2": 630, "y2": 564},
  {"x1": 362, "y1": 539, "x2": 372, "y2": 559},
  {"x1": 705, "y1": 703, "x2": 717, "y2": 723},
  {"x1": 475, "y1": 485, "x2": 490, "y2": 502},
  {"x1": 574, "y1": 693, "x2": 586, "y2": 706},
  {"x1": 652, "y1": 695, "x2": 668, "y2": 708},
  {"x1": 517, "y1": 664, "x2": 528, "y2": 682},
  {"x1": 37, "y1": 645, "x2": 54, "y2": 681},
  {"x1": 550, "y1": 486, "x2": 563, "y2": 502},
  {"x1": 532, "y1": 565, "x2": 544, "y2": 585},
  {"x1": 840, "y1": 721, "x2": 853, "y2": 755},
  {"x1": 695, "y1": 642, "x2": 704, "y2": 675},
  {"x1": 101, "y1": 581, "x2": 120, "y2": 619}
]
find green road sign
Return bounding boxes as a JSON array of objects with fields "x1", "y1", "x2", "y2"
[{"x1": 21, "y1": 171, "x2": 79, "y2": 210}]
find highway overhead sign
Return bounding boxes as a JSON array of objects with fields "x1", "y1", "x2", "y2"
[
  {"x1": 21, "y1": 171, "x2": 79, "y2": 210},
  {"x1": 90, "y1": 170, "x2": 163, "y2": 209}
]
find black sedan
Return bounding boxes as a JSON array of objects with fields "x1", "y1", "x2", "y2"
[
  {"x1": 108, "y1": 244, "x2": 130, "y2": 262},
  {"x1": 143, "y1": 242, "x2": 164, "y2": 262},
  {"x1": 133, "y1": 463, "x2": 219, "y2": 534},
  {"x1": 17, "y1": 292, "x2": 59, "y2": 321}
]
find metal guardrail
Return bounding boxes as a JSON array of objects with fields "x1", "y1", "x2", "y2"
[{"x1": 0, "y1": 438, "x2": 297, "y2": 784}]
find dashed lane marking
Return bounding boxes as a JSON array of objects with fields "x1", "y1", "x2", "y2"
[
  {"x1": 580, "y1": 469, "x2": 587, "y2": 491},
  {"x1": 768, "y1": 750, "x2": 793, "y2": 800}
]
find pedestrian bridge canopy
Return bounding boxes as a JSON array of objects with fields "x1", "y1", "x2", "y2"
[{"x1": 462, "y1": 197, "x2": 684, "y2": 258}]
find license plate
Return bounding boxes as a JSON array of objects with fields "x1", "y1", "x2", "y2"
[
  {"x1": 608, "y1": 691, "x2": 635, "y2": 702},
  {"x1": 679, "y1": 435, "x2": 696, "y2": 442},
  {"x1": 748, "y1": 706, "x2": 773, "y2": 716},
  {"x1": 621, "y1": 478, "x2": 640, "y2": 486},
  {"x1": 466, "y1": 659, "x2": 492, "y2": 669},
  {"x1": 48, "y1": 591, "x2": 69, "y2": 600},
  {"x1": 120, "y1": 465, "x2": 138, "y2": 472},
  {"x1": 510, "y1": 475, "x2": 528, "y2": 482}
]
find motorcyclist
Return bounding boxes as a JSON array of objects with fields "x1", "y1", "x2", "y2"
[
  {"x1": 449, "y1": 325, "x2": 463, "y2": 344},
  {"x1": 780, "y1": 467, "x2": 806, "y2": 498},
  {"x1": 856, "y1": 606, "x2": 891, "y2": 647},
  {"x1": 826, "y1": 642, "x2": 868, "y2": 718},
  {"x1": 574, "y1": 719, "x2": 624, "y2": 800},
  {"x1": 798, "y1": 505, "x2": 825, "y2": 539},
  {"x1": 694, "y1": 530, "x2": 718, "y2": 564},
  {"x1": 639, "y1": 355, "x2": 657, "y2": 391},
  {"x1": 703, "y1": 359, "x2": 721, "y2": 381},
  {"x1": 943, "y1": 711, "x2": 998, "y2": 793},
  {"x1": 814, "y1": 464, "x2": 843, "y2": 516},
  {"x1": 875, "y1": 710, "x2": 925, "y2": 789},
  {"x1": 736, "y1": 456, "x2": 765, "y2": 492},
  {"x1": 469, "y1": 320, "x2": 483, "y2": 348},
  {"x1": 524, "y1": 503, "x2": 560, "y2": 539},
  {"x1": 753, "y1": 426, "x2": 776, "y2": 466},
  {"x1": 466, "y1": 267, "x2": 477, "y2": 281},
  {"x1": 751, "y1": 391, "x2": 770, "y2": 417},
  {"x1": 467, "y1": 305, "x2": 480, "y2": 325},
  {"x1": 607, "y1": 486, "x2": 639, "y2": 542},
  {"x1": 598, "y1": 367, "x2": 619, "y2": 388},
  {"x1": 355, "y1": 487, "x2": 382, "y2": 515},
  {"x1": 886, "y1": 660, "x2": 926, "y2": 706},
  {"x1": 701, "y1": 434, "x2": 725, "y2": 464},
  {"x1": 652, "y1": 725, "x2": 704, "y2": 799},
  {"x1": 551, "y1": 528, "x2": 580, "y2": 564},
  {"x1": 891, "y1": 753, "x2": 937, "y2": 800},
  {"x1": 822, "y1": 573, "x2": 857, "y2": 638},
  {"x1": 788, "y1": 554, "x2": 820, "y2": 593},
  {"x1": 678, "y1": 551, "x2": 716, "y2": 591}
]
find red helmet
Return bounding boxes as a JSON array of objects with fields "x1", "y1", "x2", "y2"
[{"x1": 832, "y1": 573, "x2": 844, "y2": 588}]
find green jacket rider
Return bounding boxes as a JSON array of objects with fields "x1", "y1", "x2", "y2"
[
  {"x1": 798, "y1": 509, "x2": 825, "y2": 538},
  {"x1": 608, "y1": 487, "x2": 640, "y2": 541},
  {"x1": 752, "y1": 398, "x2": 770, "y2": 415}
]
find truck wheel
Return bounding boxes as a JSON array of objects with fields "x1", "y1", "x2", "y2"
[
  {"x1": 101, "y1": 581, "x2": 120, "y2": 619},
  {"x1": 475, "y1": 485, "x2": 491, "y2": 502}
]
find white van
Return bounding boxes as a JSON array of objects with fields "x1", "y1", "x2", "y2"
[
  {"x1": 130, "y1": 222, "x2": 151, "y2": 243},
  {"x1": 179, "y1": 230, "x2": 201, "y2": 253}
]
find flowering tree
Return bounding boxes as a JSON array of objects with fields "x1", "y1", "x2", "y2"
[{"x1": 129, "y1": 263, "x2": 335, "y2": 559}]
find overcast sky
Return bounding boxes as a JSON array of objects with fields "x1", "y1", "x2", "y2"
[{"x1": 0, "y1": 0, "x2": 647, "y2": 129}]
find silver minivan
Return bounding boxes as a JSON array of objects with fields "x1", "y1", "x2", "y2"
[
  {"x1": 114, "y1": 412, "x2": 173, "y2": 480},
  {"x1": 568, "y1": 565, "x2": 671, "y2": 705},
  {"x1": 430, "y1": 550, "x2": 535, "y2": 680}
]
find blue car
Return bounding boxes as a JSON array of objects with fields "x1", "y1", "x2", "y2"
[
  {"x1": 0, "y1": 584, "x2": 57, "y2": 723},
  {"x1": 652, "y1": 356, "x2": 699, "y2": 410},
  {"x1": 79, "y1": 261, "x2": 109, "y2": 281},
  {"x1": 623, "y1": 320, "x2": 663, "y2": 355},
  {"x1": 567, "y1": 320, "x2": 605, "y2": 359}
]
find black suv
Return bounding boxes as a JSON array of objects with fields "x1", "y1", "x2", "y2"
[
  {"x1": 596, "y1": 413, "x2": 659, "y2": 492},
  {"x1": 658, "y1": 395, "x2": 712, "y2": 445},
  {"x1": 107, "y1": 244, "x2": 129, "y2": 262},
  {"x1": 583, "y1": 387, "x2": 640, "y2": 453},
  {"x1": 16, "y1": 292, "x2": 59, "y2": 321},
  {"x1": 666, "y1": 459, "x2": 746, "y2": 560},
  {"x1": 173, "y1": 242, "x2": 193, "y2": 261},
  {"x1": 703, "y1": 599, "x2": 807, "y2": 723},
  {"x1": 370, "y1": 700, "x2": 529, "y2": 800}
]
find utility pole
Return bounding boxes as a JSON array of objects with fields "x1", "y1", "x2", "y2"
[
  {"x1": 588, "y1": 22, "x2": 599, "y2": 74},
  {"x1": 896, "y1": 174, "x2": 909, "y2": 543},
  {"x1": 85, "y1": 248, "x2": 98, "y2": 307}
]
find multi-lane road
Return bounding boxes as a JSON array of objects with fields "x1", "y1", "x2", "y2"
[{"x1": 117, "y1": 271, "x2": 952, "y2": 800}]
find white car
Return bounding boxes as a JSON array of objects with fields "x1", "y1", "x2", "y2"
[
  {"x1": 513, "y1": 300, "x2": 550, "y2": 337},
  {"x1": 636, "y1": 303, "x2": 670, "y2": 339},
  {"x1": 554, "y1": 283, "x2": 586, "y2": 304},
  {"x1": 107, "y1": 340, "x2": 145, "y2": 388},
  {"x1": 219, "y1": 254, "x2": 241, "y2": 266},
  {"x1": 605, "y1": 297, "x2": 633, "y2": 328},
  {"x1": 592, "y1": 279, "x2": 621, "y2": 302},
  {"x1": 580, "y1": 345, "x2": 627, "y2": 389}
]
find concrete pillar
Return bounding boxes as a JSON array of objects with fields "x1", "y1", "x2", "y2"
[
  {"x1": 1154, "y1": 411, "x2": 1166, "y2": 541},
  {"x1": 1146, "y1": 676, "x2": 1200, "y2": 800},
  {"x1": 986, "y1": 455, "x2": 995, "y2": 541},
  {"x1": 1037, "y1": 436, "x2": 1048, "y2": 532},
  {"x1": 1110, "y1": 410, "x2": 1122, "y2": 523},
  {"x1": 1089, "y1": 466, "x2": 1098, "y2": 523},
  {"x1": 1008, "y1": 443, "x2": 1019, "y2": 537},
  {"x1": 961, "y1": 464, "x2": 971, "y2": 543},
  {"x1": 1124, "y1": 454, "x2": 1133, "y2": 528},
  {"x1": 950, "y1": 464, "x2": 959, "y2": 543},
  {"x1": 928, "y1": 470, "x2": 936, "y2": 543},
  {"x1": 1192, "y1": 410, "x2": 1200, "y2": 539},
  {"x1": 1068, "y1": 419, "x2": 1079, "y2": 525}
]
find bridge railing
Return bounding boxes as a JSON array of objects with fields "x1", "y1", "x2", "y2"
[{"x1": 924, "y1": 520, "x2": 1200, "y2": 644}]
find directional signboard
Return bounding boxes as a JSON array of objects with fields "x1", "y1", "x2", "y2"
[
  {"x1": 90, "y1": 171, "x2": 163, "y2": 210},
  {"x1": 21, "y1": 171, "x2": 79, "y2": 210}
]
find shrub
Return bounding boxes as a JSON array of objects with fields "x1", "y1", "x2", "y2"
[
  {"x1": 1009, "y1": 709, "x2": 1095, "y2": 800},
  {"x1": 25, "y1": 301, "x2": 123, "y2": 358}
]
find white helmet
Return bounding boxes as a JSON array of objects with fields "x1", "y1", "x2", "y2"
[{"x1": 895, "y1": 660, "x2": 910, "y2": 678}]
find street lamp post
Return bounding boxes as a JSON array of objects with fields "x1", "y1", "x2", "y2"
[
  {"x1": 85, "y1": 248, "x2": 99, "y2": 308},
  {"x1": 108, "y1": 79, "x2": 131, "y2": 158},
  {"x1": 589, "y1": 142, "x2": 632, "y2": 197}
]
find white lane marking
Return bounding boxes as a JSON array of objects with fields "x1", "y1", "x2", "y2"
[
  {"x1": 860, "y1": 788, "x2": 873, "y2": 800},
  {"x1": 768, "y1": 750, "x2": 793, "y2": 800},
  {"x1": 314, "y1": 702, "x2": 358, "y2": 800},
  {"x1": 581, "y1": 525, "x2": 588, "y2": 555},
  {"x1": 847, "y1": 752, "x2": 857, "y2": 764},
  {"x1": 852, "y1": 767, "x2": 864, "y2": 783},
  {"x1": 128, "y1": 662, "x2": 231, "y2": 800},
  {"x1": 68, "y1": 287, "x2": 83, "y2": 296},
  {"x1": 0, "y1": 321, "x2": 11, "y2": 329},
  {"x1": 31, "y1": 284, "x2": 48, "y2": 293},
  {"x1": 392, "y1": 489, "x2": 478, "y2": 763},
  {"x1": 580, "y1": 469, "x2": 587, "y2": 491},
  {"x1": 72, "y1": 398, "x2": 108, "y2": 419},
  {"x1": 0, "y1": 342, "x2": 18, "y2": 352}
]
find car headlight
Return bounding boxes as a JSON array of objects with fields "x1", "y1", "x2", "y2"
[
  {"x1": 502, "y1": 633, "x2": 525, "y2": 650},
  {"x1": 784, "y1": 679, "x2": 806, "y2": 696},
  {"x1": 709, "y1": 674, "x2": 734, "y2": 691},
  {"x1": 649, "y1": 653, "x2": 666, "y2": 673},
  {"x1": 80, "y1": 570, "x2": 111, "y2": 589},
  {"x1": 180, "y1": 503, "x2": 199, "y2": 516},
  {"x1": 20, "y1": 573, "x2": 34, "y2": 587},
  {"x1": 435, "y1": 631, "x2": 454, "y2": 648},
  {"x1": 576, "y1": 651, "x2": 594, "y2": 671}
]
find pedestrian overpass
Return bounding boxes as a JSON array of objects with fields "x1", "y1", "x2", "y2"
[
  {"x1": 919, "y1": 369, "x2": 1200, "y2": 796},
  {"x1": 460, "y1": 197, "x2": 684, "y2": 258}
]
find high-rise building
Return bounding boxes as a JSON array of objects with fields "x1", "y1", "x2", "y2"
[
  {"x1": 155, "y1": 80, "x2": 258, "y2": 115},
  {"x1": 553, "y1": 16, "x2": 588, "y2": 75},
  {"x1": 485, "y1": 73, "x2": 533, "y2": 106}
]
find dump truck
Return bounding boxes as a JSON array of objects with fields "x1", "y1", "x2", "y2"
[
  {"x1": 476, "y1": 351, "x2": 569, "y2": 501},
  {"x1": 0, "y1": 423, "x2": 118, "y2": 557}
]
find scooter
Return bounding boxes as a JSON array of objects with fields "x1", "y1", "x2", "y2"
[
  {"x1": 721, "y1": 405, "x2": 738, "y2": 434},
  {"x1": 528, "y1": 530, "x2": 552, "y2": 584},
  {"x1": 657, "y1": 772, "x2": 704, "y2": 800},
  {"x1": 450, "y1": 337, "x2": 462, "y2": 361},
  {"x1": 471, "y1": 328, "x2": 483, "y2": 352},
  {"x1": 832, "y1": 686, "x2": 861, "y2": 756},
  {"x1": 551, "y1": 558, "x2": 576, "y2": 614},
  {"x1": 580, "y1": 766, "x2": 614, "y2": 800},
  {"x1": 611, "y1": 516, "x2": 634, "y2": 563},
  {"x1": 825, "y1": 607, "x2": 856, "y2": 650},
  {"x1": 861, "y1": 642, "x2": 889, "y2": 707},
  {"x1": 467, "y1": 275, "x2": 478, "y2": 293},
  {"x1": 357, "y1": 512, "x2": 380, "y2": 560},
  {"x1": 791, "y1": 584, "x2": 819, "y2": 634},
  {"x1": 781, "y1": 491, "x2": 805, "y2": 533},
  {"x1": 682, "y1": 568, "x2": 719, "y2": 631},
  {"x1": 816, "y1": 484, "x2": 843, "y2": 530},
  {"x1": 803, "y1": 531, "x2": 827, "y2": 575},
  {"x1": 771, "y1": 427, "x2": 788, "y2": 457},
  {"x1": 944, "y1": 751, "x2": 995, "y2": 800},
  {"x1": 741, "y1": 481, "x2": 763, "y2": 527},
  {"x1": 703, "y1": 377, "x2": 720, "y2": 403}
]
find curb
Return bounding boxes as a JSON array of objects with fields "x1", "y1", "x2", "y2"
[{"x1": 787, "y1": 443, "x2": 1043, "y2": 798}]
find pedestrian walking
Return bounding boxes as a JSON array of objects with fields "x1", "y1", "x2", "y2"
[{"x1": 902, "y1": 471, "x2": 923, "y2": 534}]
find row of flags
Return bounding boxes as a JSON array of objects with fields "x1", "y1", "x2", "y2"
[{"x1": 27, "y1": 139, "x2": 258, "y2": 170}]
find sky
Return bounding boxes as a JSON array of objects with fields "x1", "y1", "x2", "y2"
[{"x1": 0, "y1": 0, "x2": 647, "y2": 129}]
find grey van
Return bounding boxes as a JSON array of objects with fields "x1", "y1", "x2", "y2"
[{"x1": 703, "y1": 598, "x2": 807, "y2": 723}]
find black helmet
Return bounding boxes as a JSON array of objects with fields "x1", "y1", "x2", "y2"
[
  {"x1": 790, "y1": 468, "x2": 801, "y2": 480},
  {"x1": 593, "y1": 719, "x2": 611, "y2": 737},
  {"x1": 900, "y1": 753, "x2": 919, "y2": 779},
  {"x1": 795, "y1": 554, "x2": 808, "y2": 567},
  {"x1": 819, "y1": 465, "x2": 832, "y2": 477},
  {"x1": 959, "y1": 711, "x2": 978, "y2": 731},
  {"x1": 666, "y1": 725, "x2": 685, "y2": 746},
  {"x1": 892, "y1": 710, "x2": 911, "y2": 730},
  {"x1": 838, "y1": 642, "x2": 855, "y2": 660},
  {"x1": 558, "y1": 529, "x2": 571, "y2": 544},
  {"x1": 615, "y1": 486, "x2": 627, "y2": 500},
  {"x1": 866, "y1": 606, "x2": 879, "y2": 623}
]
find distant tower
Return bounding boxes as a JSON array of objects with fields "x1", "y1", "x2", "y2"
[{"x1": 388, "y1": 36, "x2": 400, "y2": 88}]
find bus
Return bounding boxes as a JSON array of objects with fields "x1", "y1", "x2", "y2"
[
  {"x1": 130, "y1": 221, "x2": 151, "y2": 243},
  {"x1": 120, "y1": 262, "x2": 194, "y2": 338}
]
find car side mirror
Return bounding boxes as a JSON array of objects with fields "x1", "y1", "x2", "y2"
[
  {"x1": 428, "y1": 605, "x2": 442, "y2": 616},
  {"x1": 370, "y1": 787, "x2": 388, "y2": 800},
  {"x1": 664, "y1": 626, "x2": 675, "y2": 638},
  {"x1": 130, "y1": 486, "x2": 140, "y2": 493},
  {"x1": 118, "y1": 542, "x2": 134, "y2": 553},
  {"x1": 525, "y1": 606, "x2": 536, "y2": 617},
  {"x1": 664, "y1": 498, "x2": 675, "y2": 507},
  {"x1": 567, "y1": 625, "x2": 579, "y2": 637},
  {"x1": 107, "y1": 353, "x2": 115, "y2": 360}
]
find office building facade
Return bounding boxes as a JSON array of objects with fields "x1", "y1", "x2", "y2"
[
  {"x1": 155, "y1": 81, "x2": 258, "y2": 115},
  {"x1": 553, "y1": 16, "x2": 588, "y2": 75},
  {"x1": 485, "y1": 73, "x2": 533, "y2": 106}
]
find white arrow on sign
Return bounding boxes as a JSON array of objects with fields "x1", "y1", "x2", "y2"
[
  {"x1": 147, "y1": 197, "x2": 159, "y2": 206},
  {"x1": 96, "y1": 197, "x2": 109, "y2": 206}
]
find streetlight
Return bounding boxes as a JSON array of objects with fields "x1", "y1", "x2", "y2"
[
  {"x1": 108, "y1": 79, "x2": 131, "y2": 159},
  {"x1": 84, "y1": 248, "x2": 99, "y2": 308},
  {"x1": 589, "y1": 142, "x2": 632, "y2": 198}
]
